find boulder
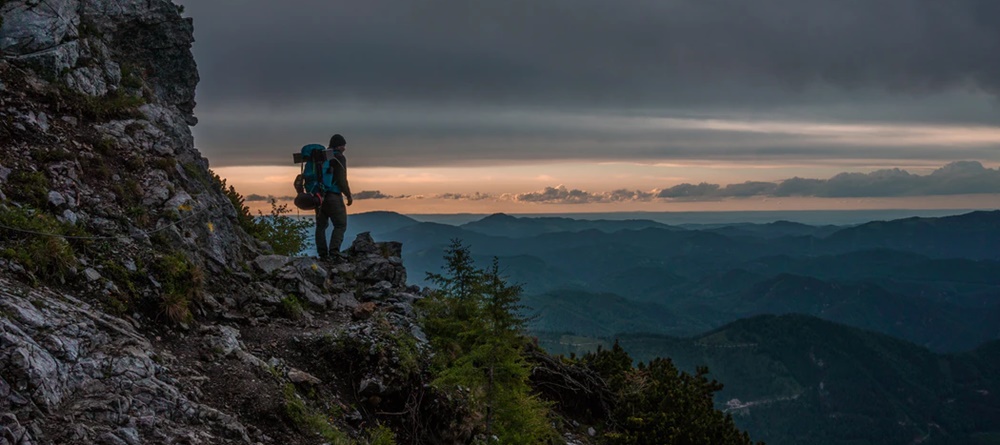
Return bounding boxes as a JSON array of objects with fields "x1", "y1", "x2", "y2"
[{"x1": 252, "y1": 255, "x2": 289, "y2": 275}]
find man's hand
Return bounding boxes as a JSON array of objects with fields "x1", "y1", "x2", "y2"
[{"x1": 346, "y1": 195, "x2": 353, "y2": 206}]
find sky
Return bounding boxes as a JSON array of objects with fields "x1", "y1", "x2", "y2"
[{"x1": 174, "y1": 0, "x2": 1000, "y2": 214}]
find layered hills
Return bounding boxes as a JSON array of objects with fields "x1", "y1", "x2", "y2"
[
  {"x1": 345, "y1": 209, "x2": 1000, "y2": 444},
  {"x1": 349, "y1": 209, "x2": 1000, "y2": 352}
]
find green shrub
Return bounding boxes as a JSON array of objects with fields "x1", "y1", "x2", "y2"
[
  {"x1": 119, "y1": 64, "x2": 145, "y2": 89},
  {"x1": 255, "y1": 199, "x2": 313, "y2": 256},
  {"x1": 97, "y1": 258, "x2": 144, "y2": 314},
  {"x1": 5, "y1": 171, "x2": 49, "y2": 208},
  {"x1": 152, "y1": 252, "x2": 203, "y2": 324},
  {"x1": 283, "y1": 384, "x2": 352, "y2": 444},
  {"x1": 33, "y1": 147, "x2": 76, "y2": 163},
  {"x1": 582, "y1": 342, "x2": 762, "y2": 445},
  {"x1": 367, "y1": 424, "x2": 397, "y2": 445},
  {"x1": 56, "y1": 86, "x2": 145, "y2": 121},
  {"x1": 279, "y1": 295, "x2": 304, "y2": 319},
  {"x1": 212, "y1": 172, "x2": 311, "y2": 256},
  {"x1": 213, "y1": 172, "x2": 260, "y2": 236},
  {"x1": 0, "y1": 206, "x2": 80, "y2": 284},
  {"x1": 93, "y1": 136, "x2": 117, "y2": 156}
]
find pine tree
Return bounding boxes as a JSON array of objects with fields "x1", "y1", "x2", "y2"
[{"x1": 419, "y1": 241, "x2": 555, "y2": 443}]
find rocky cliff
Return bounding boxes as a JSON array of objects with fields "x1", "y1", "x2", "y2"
[{"x1": 0, "y1": 3, "x2": 611, "y2": 444}]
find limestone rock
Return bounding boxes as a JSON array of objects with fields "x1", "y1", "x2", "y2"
[
  {"x1": 47, "y1": 191, "x2": 66, "y2": 208},
  {"x1": 0, "y1": 278, "x2": 251, "y2": 444},
  {"x1": 0, "y1": 1, "x2": 79, "y2": 56},
  {"x1": 253, "y1": 255, "x2": 289, "y2": 275}
]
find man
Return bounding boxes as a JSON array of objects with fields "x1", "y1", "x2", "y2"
[{"x1": 316, "y1": 133, "x2": 353, "y2": 260}]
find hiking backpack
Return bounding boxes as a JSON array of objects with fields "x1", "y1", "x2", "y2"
[{"x1": 293, "y1": 144, "x2": 341, "y2": 210}]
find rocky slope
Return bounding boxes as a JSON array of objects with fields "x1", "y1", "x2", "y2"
[
  {"x1": 0, "y1": 1, "x2": 403, "y2": 443},
  {"x1": 0, "y1": 2, "x2": 610, "y2": 444}
]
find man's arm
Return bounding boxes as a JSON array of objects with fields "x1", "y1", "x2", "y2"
[{"x1": 331, "y1": 157, "x2": 352, "y2": 205}]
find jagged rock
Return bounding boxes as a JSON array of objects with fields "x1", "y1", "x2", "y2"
[
  {"x1": 201, "y1": 325, "x2": 242, "y2": 357},
  {"x1": 410, "y1": 325, "x2": 428, "y2": 345},
  {"x1": 47, "y1": 191, "x2": 66, "y2": 208},
  {"x1": 287, "y1": 369, "x2": 322, "y2": 386},
  {"x1": 334, "y1": 292, "x2": 360, "y2": 310},
  {"x1": 358, "y1": 376, "x2": 386, "y2": 396},
  {"x1": 60, "y1": 209, "x2": 78, "y2": 225},
  {"x1": 252, "y1": 255, "x2": 289, "y2": 275},
  {"x1": 0, "y1": 412, "x2": 32, "y2": 445},
  {"x1": 361, "y1": 280, "x2": 395, "y2": 302},
  {"x1": 0, "y1": 278, "x2": 252, "y2": 444},
  {"x1": 163, "y1": 190, "x2": 193, "y2": 212},
  {"x1": 353, "y1": 302, "x2": 376, "y2": 320},
  {"x1": 83, "y1": 267, "x2": 101, "y2": 281},
  {"x1": 298, "y1": 281, "x2": 330, "y2": 309},
  {"x1": 347, "y1": 232, "x2": 379, "y2": 256},
  {"x1": 25, "y1": 111, "x2": 48, "y2": 132},
  {"x1": 0, "y1": 1, "x2": 79, "y2": 56}
]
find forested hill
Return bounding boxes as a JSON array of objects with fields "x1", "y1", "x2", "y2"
[{"x1": 608, "y1": 315, "x2": 1000, "y2": 445}]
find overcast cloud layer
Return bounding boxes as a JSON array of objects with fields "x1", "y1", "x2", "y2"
[{"x1": 176, "y1": 1, "x2": 1000, "y2": 169}]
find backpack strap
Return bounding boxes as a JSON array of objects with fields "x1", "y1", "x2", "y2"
[{"x1": 311, "y1": 149, "x2": 326, "y2": 194}]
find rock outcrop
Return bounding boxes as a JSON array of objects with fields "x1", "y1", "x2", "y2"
[{"x1": 0, "y1": 1, "x2": 423, "y2": 443}]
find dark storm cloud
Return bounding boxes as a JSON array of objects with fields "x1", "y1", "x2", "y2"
[
  {"x1": 175, "y1": 0, "x2": 1000, "y2": 168},
  {"x1": 353, "y1": 190, "x2": 403, "y2": 200},
  {"x1": 244, "y1": 194, "x2": 294, "y2": 202},
  {"x1": 180, "y1": 0, "x2": 1000, "y2": 107},
  {"x1": 505, "y1": 187, "x2": 655, "y2": 204},
  {"x1": 438, "y1": 192, "x2": 494, "y2": 201}
]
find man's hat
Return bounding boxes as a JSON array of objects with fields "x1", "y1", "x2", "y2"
[{"x1": 330, "y1": 134, "x2": 346, "y2": 148}]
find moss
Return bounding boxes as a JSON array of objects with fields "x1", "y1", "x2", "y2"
[
  {"x1": 93, "y1": 136, "x2": 117, "y2": 157},
  {"x1": 33, "y1": 147, "x2": 76, "y2": 164},
  {"x1": 126, "y1": 205, "x2": 150, "y2": 228},
  {"x1": 152, "y1": 157, "x2": 177, "y2": 173},
  {"x1": 56, "y1": 86, "x2": 145, "y2": 122},
  {"x1": 80, "y1": 155, "x2": 112, "y2": 181},
  {"x1": 119, "y1": 64, "x2": 145, "y2": 90},
  {"x1": 386, "y1": 321, "x2": 421, "y2": 378},
  {"x1": 183, "y1": 162, "x2": 211, "y2": 187},
  {"x1": 367, "y1": 424, "x2": 397, "y2": 445},
  {"x1": 98, "y1": 259, "x2": 144, "y2": 315},
  {"x1": 283, "y1": 384, "x2": 353, "y2": 444},
  {"x1": 5, "y1": 171, "x2": 49, "y2": 208}
]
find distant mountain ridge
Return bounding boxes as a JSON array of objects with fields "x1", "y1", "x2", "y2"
[
  {"x1": 461, "y1": 212, "x2": 677, "y2": 237},
  {"x1": 336, "y1": 209, "x2": 1000, "y2": 352}
]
